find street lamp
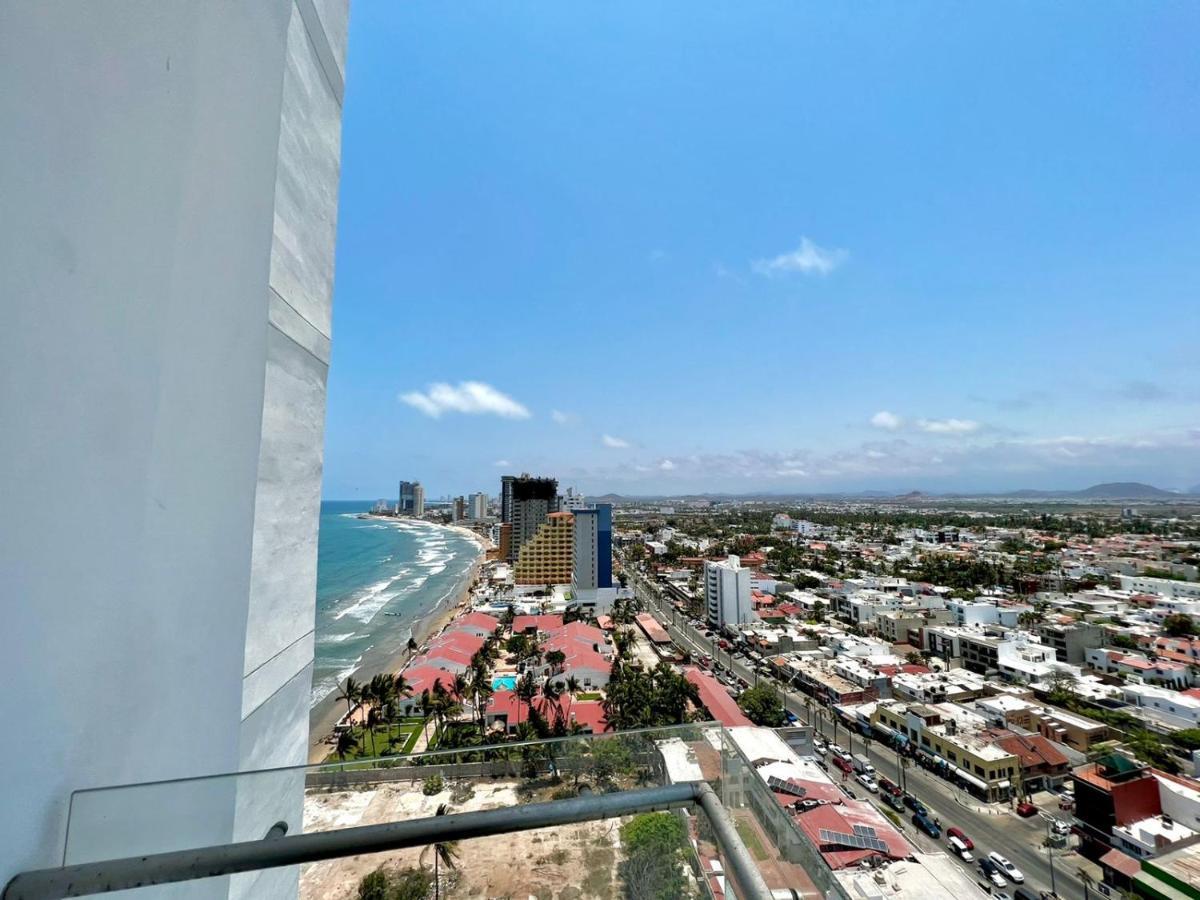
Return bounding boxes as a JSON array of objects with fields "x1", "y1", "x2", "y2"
[{"x1": 1042, "y1": 819, "x2": 1059, "y2": 898}]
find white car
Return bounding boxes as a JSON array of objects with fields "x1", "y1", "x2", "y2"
[
  {"x1": 1051, "y1": 819, "x2": 1070, "y2": 836},
  {"x1": 856, "y1": 773, "x2": 878, "y2": 793},
  {"x1": 987, "y1": 852, "x2": 1025, "y2": 883},
  {"x1": 979, "y1": 860, "x2": 1007, "y2": 889}
]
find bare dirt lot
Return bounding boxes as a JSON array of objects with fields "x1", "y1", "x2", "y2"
[{"x1": 300, "y1": 781, "x2": 624, "y2": 899}]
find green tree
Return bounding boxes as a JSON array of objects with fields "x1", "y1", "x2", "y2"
[
  {"x1": 738, "y1": 683, "x2": 786, "y2": 727},
  {"x1": 1163, "y1": 613, "x2": 1197, "y2": 637},
  {"x1": 619, "y1": 813, "x2": 687, "y2": 900},
  {"x1": 420, "y1": 804, "x2": 459, "y2": 900},
  {"x1": 592, "y1": 737, "x2": 633, "y2": 783},
  {"x1": 1169, "y1": 728, "x2": 1200, "y2": 751}
]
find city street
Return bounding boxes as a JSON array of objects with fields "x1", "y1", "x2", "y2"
[{"x1": 627, "y1": 568, "x2": 1087, "y2": 900}]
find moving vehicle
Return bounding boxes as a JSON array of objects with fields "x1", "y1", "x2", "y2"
[
  {"x1": 833, "y1": 755, "x2": 853, "y2": 775},
  {"x1": 883, "y1": 792, "x2": 905, "y2": 812},
  {"x1": 856, "y1": 772, "x2": 878, "y2": 792},
  {"x1": 903, "y1": 794, "x2": 926, "y2": 814},
  {"x1": 877, "y1": 776, "x2": 900, "y2": 797},
  {"x1": 1015, "y1": 802, "x2": 1037, "y2": 817},
  {"x1": 947, "y1": 835, "x2": 973, "y2": 862},
  {"x1": 987, "y1": 853, "x2": 1024, "y2": 883},
  {"x1": 852, "y1": 754, "x2": 875, "y2": 776},
  {"x1": 979, "y1": 859, "x2": 1007, "y2": 889},
  {"x1": 946, "y1": 827, "x2": 974, "y2": 850},
  {"x1": 912, "y1": 813, "x2": 941, "y2": 838}
]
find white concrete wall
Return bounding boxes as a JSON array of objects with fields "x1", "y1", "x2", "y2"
[{"x1": 0, "y1": 1, "x2": 347, "y2": 895}]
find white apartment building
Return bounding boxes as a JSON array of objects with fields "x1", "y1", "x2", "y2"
[
  {"x1": 2, "y1": 3, "x2": 348, "y2": 897},
  {"x1": 1121, "y1": 683, "x2": 1200, "y2": 726},
  {"x1": 1118, "y1": 574, "x2": 1200, "y2": 600},
  {"x1": 469, "y1": 491, "x2": 488, "y2": 520},
  {"x1": 705, "y1": 554, "x2": 753, "y2": 629}
]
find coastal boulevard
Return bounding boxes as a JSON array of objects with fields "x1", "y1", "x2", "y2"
[{"x1": 626, "y1": 568, "x2": 1087, "y2": 900}]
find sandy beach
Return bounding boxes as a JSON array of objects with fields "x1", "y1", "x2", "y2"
[{"x1": 307, "y1": 521, "x2": 488, "y2": 763}]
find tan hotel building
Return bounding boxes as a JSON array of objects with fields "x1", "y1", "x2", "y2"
[{"x1": 515, "y1": 511, "x2": 574, "y2": 585}]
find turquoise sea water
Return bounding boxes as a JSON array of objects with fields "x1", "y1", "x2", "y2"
[{"x1": 312, "y1": 500, "x2": 481, "y2": 708}]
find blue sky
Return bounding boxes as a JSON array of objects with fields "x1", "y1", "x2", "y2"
[{"x1": 322, "y1": 2, "x2": 1200, "y2": 499}]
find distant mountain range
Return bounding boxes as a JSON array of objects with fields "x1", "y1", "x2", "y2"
[
  {"x1": 588, "y1": 482, "x2": 1199, "y2": 503},
  {"x1": 1000, "y1": 482, "x2": 1184, "y2": 500}
]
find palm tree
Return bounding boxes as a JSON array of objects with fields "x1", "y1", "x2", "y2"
[
  {"x1": 334, "y1": 729, "x2": 358, "y2": 766},
  {"x1": 420, "y1": 803, "x2": 459, "y2": 900},
  {"x1": 515, "y1": 671, "x2": 538, "y2": 729},
  {"x1": 364, "y1": 705, "x2": 383, "y2": 757},
  {"x1": 565, "y1": 674, "x2": 581, "y2": 695},
  {"x1": 335, "y1": 676, "x2": 362, "y2": 723},
  {"x1": 541, "y1": 677, "x2": 566, "y2": 733},
  {"x1": 419, "y1": 689, "x2": 434, "y2": 744}
]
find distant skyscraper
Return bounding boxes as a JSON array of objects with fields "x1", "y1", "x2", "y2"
[
  {"x1": 452, "y1": 496, "x2": 466, "y2": 522},
  {"x1": 705, "y1": 555, "x2": 752, "y2": 628},
  {"x1": 500, "y1": 474, "x2": 515, "y2": 524},
  {"x1": 412, "y1": 483, "x2": 425, "y2": 517},
  {"x1": 398, "y1": 480, "x2": 416, "y2": 514},
  {"x1": 503, "y1": 474, "x2": 558, "y2": 563},
  {"x1": 469, "y1": 491, "x2": 488, "y2": 520}
]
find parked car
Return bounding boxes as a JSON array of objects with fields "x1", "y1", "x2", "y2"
[
  {"x1": 946, "y1": 827, "x2": 974, "y2": 850},
  {"x1": 978, "y1": 859, "x2": 1007, "y2": 889},
  {"x1": 1051, "y1": 819, "x2": 1070, "y2": 836},
  {"x1": 1015, "y1": 802, "x2": 1038, "y2": 817},
  {"x1": 856, "y1": 773, "x2": 879, "y2": 793},
  {"x1": 883, "y1": 792, "x2": 906, "y2": 812},
  {"x1": 839, "y1": 784, "x2": 859, "y2": 800},
  {"x1": 903, "y1": 794, "x2": 926, "y2": 815},
  {"x1": 948, "y1": 835, "x2": 974, "y2": 862},
  {"x1": 912, "y1": 813, "x2": 941, "y2": 838},
  {"x1": 988, "y1": 852, "x2": 1025, "y2": 883},
  {"x1": 1013, "y1": 888, "x2": 1040, "y2": 900}
]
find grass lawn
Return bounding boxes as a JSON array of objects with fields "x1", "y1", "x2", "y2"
[
  {"x1": 575, "y1": 691, "x2": 603, "y2": 701},
  {"x1": 734, "y1": 819, "x2": 769, "y2": 861},
  {"x1": 325, "y1": 719, "x2": 426, "y2": 763}
]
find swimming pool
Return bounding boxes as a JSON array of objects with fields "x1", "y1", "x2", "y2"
[{"x1": 492, "y1": 675, "x2": 518, "y2": 691}]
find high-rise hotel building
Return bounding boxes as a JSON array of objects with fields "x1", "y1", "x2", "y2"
[
  {"x1": 501, "y1": 474, "x2": 558, "y2": 563},
  {"x1": 1, "y1": 3, "x2": 349, "y2": 896}
]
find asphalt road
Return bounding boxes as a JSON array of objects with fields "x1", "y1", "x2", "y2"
[{"x1": 627, "y1": 570, "x2": 1085, "y2": 900}]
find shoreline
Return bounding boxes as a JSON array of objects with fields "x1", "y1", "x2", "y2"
[{"x1": 306, "y1": 519, "x2": 487, "y2": 763}]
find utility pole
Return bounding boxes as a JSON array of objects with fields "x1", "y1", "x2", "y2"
[{"x1": 1044, "y1": 818, "x2": 1059, "y2": 899}]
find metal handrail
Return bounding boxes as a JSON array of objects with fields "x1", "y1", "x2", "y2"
[{"x1": 4, "y1": 781, "x2": 771, "y2": 900}]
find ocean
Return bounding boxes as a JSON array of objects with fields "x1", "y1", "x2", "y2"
[{"x1": 311, "y1": 500, "x2": 482, "y2": 708}]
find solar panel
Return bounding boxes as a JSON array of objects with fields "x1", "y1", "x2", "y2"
[
  {"x1": 852, "y1": 824, "x2": 878, "y2": 838},
  {"x1": 819, "y1": 828, "x2": 889, "y2": 853},
  {"x1": 766, "y1": 775, "x2": 807, "y2": 798}
]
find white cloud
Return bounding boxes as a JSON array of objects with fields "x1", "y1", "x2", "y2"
[
  {"x1": 492, "y1": 459, "x2": 511, "y2": 467},
  {"x1": 870, "y1": 411, "x2": 904, "y2": 430},
  {"x1": 659, "y1": 459, "x2": 676, "y2": 470},
  {"x1": 752, "y1": 237, "x2": 848, "y2": 277},
  {"x1": 602, "y1": 434, "x2": 631, "y2": 449},
  {"x1": 399, "y1": 381, "x2": 531, "y2": 420},
  {"x1": 550, "y1": 409, "x2": 575, "y2": 425},
  {"x1": 917, "y1": 418, "x2": 980, "y2": 435}
]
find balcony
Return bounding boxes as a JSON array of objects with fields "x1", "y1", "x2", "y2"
[{"x1": 3, "y1": 724, "x2": 836, "y2": 900}]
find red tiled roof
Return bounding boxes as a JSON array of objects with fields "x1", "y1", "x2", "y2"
[
  {"x1": 635, "y1": 612, "x2": 671, "y2": 644},
  {"x1": 512, "y1": 614, "x2": 563, "y2": 633},
  {"x1": 684, "y1": 667, "x2": 752, "y2": 727},
  {"x1": 403, "y1": 665, "x2": 460, "y2": 698},
  {"x1": 994, "y1": 732, "x2": 1070, "y2": 769},
  {"x1": 484, "y1": 690, "x2": 610, "y2": 733},
  {"x1": 457, "y1": 610, "x2": 501, "y2": 634},
  {"x1": 1100, "y1": 848, "x2": 1141, "y2": 878},
  {"x1": 793, "y1": 803, "x2": 911, "y2": 869}
]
